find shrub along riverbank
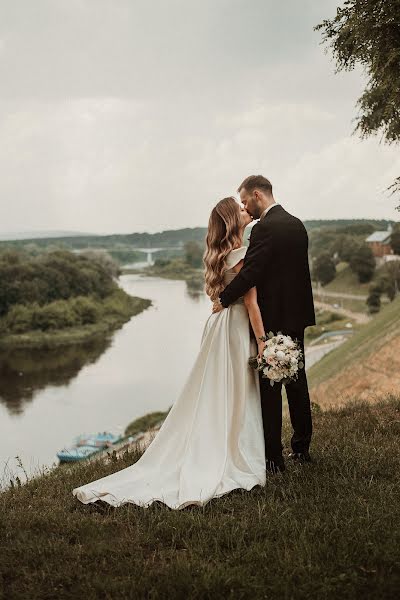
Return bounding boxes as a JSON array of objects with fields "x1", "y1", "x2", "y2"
[
  {"x1": 0, "y1": 249, "x2": 151, "y2": 349},
  {"x1": 0, "y1": 289, "x2": 151, "y2": 350},
  {"x1": 1, "y1": 397, "x2": 398, "y2": 598}
]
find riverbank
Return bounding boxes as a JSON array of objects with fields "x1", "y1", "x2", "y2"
[
  {"x1": 0, "y1": 291, "x2": 151, "y2": 350},
  {"x1": 1, "y1": 397, "x2": 398, "y2": 598},
  {"x1": 123, "y1": 258, "x2": 204, "y2": 284}
]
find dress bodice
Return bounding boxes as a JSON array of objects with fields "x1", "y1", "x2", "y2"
[{"x1": 223, "y1": 247, "x2": 247, "y2": 304}]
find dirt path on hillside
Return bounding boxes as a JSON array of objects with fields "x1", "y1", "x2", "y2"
[
  {"x1": 314, "y1": 301, "x2": 370, "y2": 324},
  {"x1": 310, "y1": 333, "x2": 400, "y2": 408},
  {"x1": 313, "y1": 288, "x2": 368, "y2": 300}
]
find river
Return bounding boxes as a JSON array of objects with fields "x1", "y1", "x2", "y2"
[
  {"x1": 0, "y1": 275, "x2": 211, "y2": 483},
  {"x1": 0, "y1": 274, "x2": 345, "y2": 485}
]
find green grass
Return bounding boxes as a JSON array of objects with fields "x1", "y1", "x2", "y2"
[
  {"x1": 0, "y1": 293, "x2": 151, "y2": 350},
  {"x1": 313, "y1": 293, "x2": 368, "y2": 315},
  {"x1": 324, "y1": 263, "x2": 372, "y2": 295},
  {"x1": 304, "y1": 309, "x2": 357, "y2": 344},
  {"x1": 125, "y1": 409, "x2": 170, "y2": 436},
  {"x1": 308, "y1": 295, "x2": 400, "y2": 388},
  {"x1": 1, "y1": 398, "x2": 399, "y2": 599},
  {"x1": 330, "y1": 297, "x2": 368, "y2": 313}
]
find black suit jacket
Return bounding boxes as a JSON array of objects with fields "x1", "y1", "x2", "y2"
[{"x1": 219, "y1": 205, "x2": 315, "y2": 333}]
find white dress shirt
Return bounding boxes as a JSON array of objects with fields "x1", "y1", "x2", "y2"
[{"x1": 259, "y1": 202, "x2": 279, "y2": 221}]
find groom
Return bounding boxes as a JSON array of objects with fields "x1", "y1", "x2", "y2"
[{"x1": 215, "y1": 175, "x2": 315, "y2": 473}]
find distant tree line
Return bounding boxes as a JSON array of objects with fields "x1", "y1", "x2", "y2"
[
  {"x1": 310, "y1": 223, "x2": 377, "y2": 286},
  {"x1": 0, "y1": 220, "x2": 394, "y2": 257},
  {"x1": 310, "y1": 221, "x2": 400, "y2": 315}
]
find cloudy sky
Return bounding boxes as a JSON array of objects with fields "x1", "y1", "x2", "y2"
[{"x1": 0, "y1": 0, "x2": 399, "y2": 235}]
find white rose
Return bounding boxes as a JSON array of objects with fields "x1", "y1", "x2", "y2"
[{"x1": 276, "y1": 350, "x2": 285, "y2": 360}]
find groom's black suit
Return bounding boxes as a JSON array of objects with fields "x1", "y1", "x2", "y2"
[{"x1": 219, "y1": 204, "x2": 315, "y2": 463}]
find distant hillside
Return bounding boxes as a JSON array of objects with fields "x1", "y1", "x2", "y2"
[
  {"x1": 0, "y1": 220, "x2": 394, "y2": 249},
  {"x1": 0, "y1": 227, "x2": 208, "y2": 250},
  {"x1": 0, "y1": 230, "x2": 98, "y2": 241},
  {"x1": 308, "y1": 295, "x2": 400, "y2": 407},
  {"x1": 303, "y1": 219, "x2": 394, "y2": 231}
]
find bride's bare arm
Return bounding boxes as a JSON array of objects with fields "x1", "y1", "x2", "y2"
[
  {"x1": 231, "y1": 258, "x2": 266, "y2": 355},
  {"x1": 243, "y1": 286, "x2": 266, "y2": 356}
]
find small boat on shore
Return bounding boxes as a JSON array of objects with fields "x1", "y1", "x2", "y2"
[
  {"x1": 57, "y1": 420, "x2": 165, "y2": 463},
  {"x1": 57, "y1": 431, "x2": 124, "y2": 463}
]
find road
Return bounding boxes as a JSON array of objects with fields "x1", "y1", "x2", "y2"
[
  {"x1": 313, "y1": 288, "x2": 368, "y2": 301},
  {"x1": 305, "y1": 339, "x2": 345, "y2": 370},
  {"x1": 313, "y1": 288, "x2": 389, "y2": 303}
]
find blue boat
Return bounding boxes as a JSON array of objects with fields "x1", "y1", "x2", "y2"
[
  {"x1": 74, "y1": 431, "x2": 122, "y2": 448},
  {"x1": 57, "y1": 431, "x2": 124, "y2": 463}
]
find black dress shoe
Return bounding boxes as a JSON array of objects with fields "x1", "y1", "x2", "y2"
[
  {"x1": 266, "y1": 459, "x2": 286, "y2": 474},
  {"x1": 288, "y1": 451, "x2": 312, "y2": 463}
]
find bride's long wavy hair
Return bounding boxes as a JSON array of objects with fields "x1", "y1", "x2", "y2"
[{"x1": 203, "y1": 197, "x2": 243, "y2": 301}]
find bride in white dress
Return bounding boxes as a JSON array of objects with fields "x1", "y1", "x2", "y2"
[{"x1": 72, "y1": 197, "x2": 267, "y2": 509}]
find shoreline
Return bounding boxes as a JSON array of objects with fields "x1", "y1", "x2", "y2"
[
  {"x1": 122, "y1": 263, "x2": 204, "y2": 283},
  {"x1": 0, "y1": 294, "x2": 151, "y2": 351}
]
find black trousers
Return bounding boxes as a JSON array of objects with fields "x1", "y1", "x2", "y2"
[{"x1": 259, "y1": 331, "x2": 312, "y2": 461}]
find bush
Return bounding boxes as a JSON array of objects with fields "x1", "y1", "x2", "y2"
[
  {"x1": 332, "y1": 234, "x2": 360, "y2": 262},
  {"x1": 349, "y1": 243, "x2": 376, "y2": 283},
  {"x1": 184, "y1": 241, "x2": 204, "y2": 268},
  {"x1": 0, "y1": 249, "x2": 118, "y2": 318},
  {"x1": 366, "y1": 283, "x2": 382, "y2": 314},
  {"x1": 31, "y1": 300, "x2": 76, "y2": 331},
  {"x1": 70, "y1": 296, "x2": 102, "y2": 325},
  {"x1": 313, "y1": 252, "x2": 336, "y2": 285},
  {"x1": 101, "y1": 289, "x2": 132, "y2": 317},
  {"x1": 2, "y1": 303, "x2": 36, "y2": 334},
  {"x1": 391, "y1": 227, "x2": 400, "y2": 255},
  {"x1": 80, "y1": 249, "x2": 120, "y2": 278},
  {"x1": 153, "y1": 258, "x2": 171, "y2": 268}
]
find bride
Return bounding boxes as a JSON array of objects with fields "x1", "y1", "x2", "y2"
[{"x1": 72, "y1": 197, "x2": 267, "y2": 509}]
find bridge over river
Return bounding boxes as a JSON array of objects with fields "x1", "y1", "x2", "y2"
[{"x1": 134, "y1": 247, "x2": 182, "y2": 265}]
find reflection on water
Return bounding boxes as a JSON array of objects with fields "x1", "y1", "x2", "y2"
[
  {"x1": 0, "y1": 275, "x2": 211, "y2": 481},
  {"x1": 0, "y1": 338, "x2": 111, "y2": 416}
]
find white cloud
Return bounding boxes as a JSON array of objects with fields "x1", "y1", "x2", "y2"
[
  {"x1": 281, "y1": 137, "x2": 400, "y2": 219},
  {"x1": 0, "y1": 1, "x2": 398, "y2": 234}
]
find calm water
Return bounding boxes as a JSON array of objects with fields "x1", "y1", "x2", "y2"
[
  {"x1": 0, "y1": 275, "x2": 211, "y2": 481},
  {"x1": 0, "y1": 274, "x2": 340, "y2": 485}
]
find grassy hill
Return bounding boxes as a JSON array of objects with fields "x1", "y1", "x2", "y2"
[
  {"x1": 308, "y1": 295, "x2": 400, "y2": 407},
  {"x1": 1, "y1": 398, "x2": 399, "y2": 599},
  {"x1": 314, "y1": 262, "x2": 374, "y2": 313},
  {"x1": 323, "y1": 262, "x2": 371, "y2": 296}
]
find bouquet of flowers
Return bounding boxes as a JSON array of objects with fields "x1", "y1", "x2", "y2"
[{"x1": 249, "y1": 332, "x2": 304, "y2": 386}]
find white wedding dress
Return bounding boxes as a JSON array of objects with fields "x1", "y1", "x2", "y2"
[{"x1": 72, "y1": 246, "x2": 266, "y2": 509}]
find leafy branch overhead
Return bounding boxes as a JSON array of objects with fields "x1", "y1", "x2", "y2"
[{"x1": 315, "y1": 0, "x2": 400, "y2": 208}]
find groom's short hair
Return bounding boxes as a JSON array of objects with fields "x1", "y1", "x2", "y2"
[{"x1": 238, "y1": 175, "x2": 273, "y2": 195}]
